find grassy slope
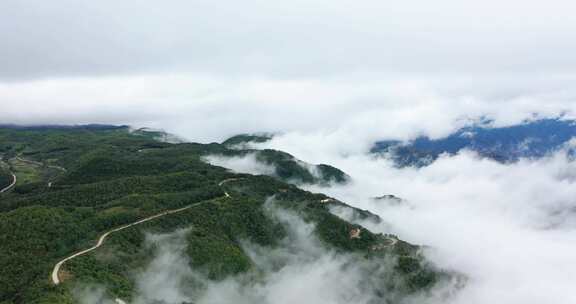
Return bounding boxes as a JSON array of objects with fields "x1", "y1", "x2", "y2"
[{"x1": 0, "y1": 126, "x2": 443, "y2": 304}]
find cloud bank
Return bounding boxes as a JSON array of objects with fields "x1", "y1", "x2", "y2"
[
  {"x1": 247, "y1": 134, "x2": 576, "y2": 304},
  {"x1": 203, "y1": 153, "x2": 277, "y2": 177},
  {"x1": 2, "y1": 75, "x2": 576, "y2": 146},
  {"x1": 2, "y1": 0, "x2": 576, "y2": 145}
]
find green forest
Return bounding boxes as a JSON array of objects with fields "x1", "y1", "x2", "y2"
[{"x1": 0, "y1": 126, "x2": 447, "y2": 304}]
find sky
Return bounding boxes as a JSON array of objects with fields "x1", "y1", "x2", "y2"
[
  {"x1": 2, "y1": 0, "x2": 576, "y2": 143},
  {"x1": 2, "y1": 0, "x2": 576, "y2": 80},
  {"x1": 4, "y1": 2, "x2": 576, "y2": 303}
]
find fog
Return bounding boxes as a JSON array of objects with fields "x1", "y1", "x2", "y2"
[
  {"x1": 228, "y1": 133, "x2": 576, "y2": 304},
  {"x1": 2, "y1": 75, "x2": 576, "y2": 144},
  {"x1": 171, "y1": 133, "x2": 576, "y2": 304},
  {"x1": 203, "y1": 153, "x2": 277, "y2": 177},
  {"x1": 77, "y1": 200, "x2": 455, "y2": 304}
]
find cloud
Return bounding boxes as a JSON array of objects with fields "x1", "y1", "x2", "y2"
[
  {"x1": 202, "y1": 153, "x2": 277, "y2": 176},
  {"x1": 132, "y1": 229, "x2": 197, "y2": 304},
  {"x1": 1, "y1": 74, "x2": 575, "y2": 145},
  {"x1": 203, "y1": 152, "x2": 343, "y2": 185},
  {"x1": 77, "y1": 199, "x2": 455, "y2": 304},
  {"x1": 250, "y1": 133, "x2": 576, "y2": 304},
  {"x1": 2, "y1": 0, "x2": 576, "y2": 145},
  {"x1": 195, "y1": 202, "x2": 379, "y2": 304},
  {"x1": 2, "y1": 0, "x2": 576, "y2": 80},
  {"x1": 74, "y1": 285, "x2": 117, "y2": 304}
]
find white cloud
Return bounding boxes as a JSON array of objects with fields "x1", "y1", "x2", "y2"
[
  {"x1": 252, "y1": 134, "x2": 576, "y2": 304},
  {"x1": 133, "y1": 229, "x2": 197, "y2": 304},
  {"x1": 203, "y1": 153, "x2": 277, "y2": 176},
  {"x1": 2, "y1": 0, "x2": 576, "y2": 80},
  {"x1": 2, "y1": 0, "x2": 576, "y2": 147},
  {"x1": 1, "y1": 74, "x2": 575, "y2": 145},
  {"x1": 79, "y1": 200, "x2": 449, "y2": 304}
]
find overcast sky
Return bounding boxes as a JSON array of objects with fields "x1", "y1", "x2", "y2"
[{"x1": 1, "y1": 0, "x2": 576, "y2": 142}]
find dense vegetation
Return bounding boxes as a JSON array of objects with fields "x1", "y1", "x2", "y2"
[
  {"x1": 220, "y1": 148, "x2": 350, "y2": 185},
  {"x1": 0, "y1": 126, "x2": 445, "y2": 304},
  {"x1": 221, "y1": 133, "x2": 349, "y2": 184}
]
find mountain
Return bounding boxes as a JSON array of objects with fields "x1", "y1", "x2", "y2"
[
  {"x1": 215, "y1": 148, "x2": 350, "y2": 185},
  {"x1": 130, "y1": 127, "x2": 186, "y2": 144},
  {"x1": 219, "y1": 133, "x2": 349, "y2": 185},
  {"x1": 372, "y1": 119, "x2": 576, "y2": 167},
  {"x1": 0, "y1": 125, "x2": 449, "y2": 304}
]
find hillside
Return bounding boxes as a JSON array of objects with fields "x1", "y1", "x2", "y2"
[{"x1": 0, "y1": 126, "x2": 448, "y2": 304}]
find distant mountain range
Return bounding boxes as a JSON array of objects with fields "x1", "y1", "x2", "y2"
[{"x1": 371, "y1": 119, "x2": 576, "y2": 167}]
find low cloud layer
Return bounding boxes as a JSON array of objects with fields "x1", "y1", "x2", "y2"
[
  {"x1": 203, "y1": 152, "x2": 337, "y2": 185},
  {"x1": 203, "y1": 153, "x2": 277, "y2": 177},
  {"x1": 247, "y1": 133, "x2": 576, "y2": 304},
  {"x1": 77, "y1": 200, "x2": 455, "y2": 304},
  {"x1": 2, "y1": 75, "x2": 576, "y2": 146}
]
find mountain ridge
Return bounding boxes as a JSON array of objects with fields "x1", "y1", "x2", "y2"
[
  {"x1": 0, "y1": 125, "x2": 450, "y2": 304},
  {"x1": 372, "y1": 118, "x2": 576, "y2": 167}
]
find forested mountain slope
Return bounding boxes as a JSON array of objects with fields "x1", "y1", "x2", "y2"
[{"x1": 0, "y1": 126, "x2": 449, "y2": 304}]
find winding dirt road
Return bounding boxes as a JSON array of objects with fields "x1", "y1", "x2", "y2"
[
  {"x1": 0, "y1": 172, "x2": 16, "y2": 193},
  {"x1": 218, "y1": 178, "x2": 242, "y2": 197},
  {"x1": 51, "y1": 201, "x2": 216, "y2": 285},
  {"x1": 51, "y1": 177, "x2": 242, "y2": 285},
  {"x1": 49, "y1": 174, "x2": 387, "y2": 304}
]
